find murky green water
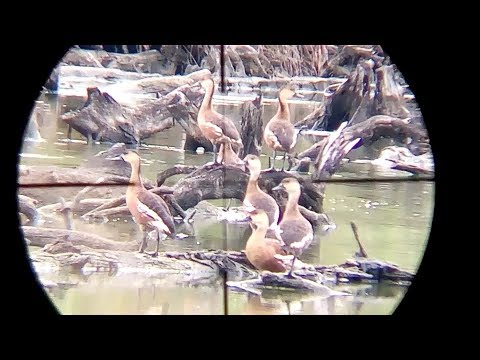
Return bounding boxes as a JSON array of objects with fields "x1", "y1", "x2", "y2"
[{"x1": 20, "y1": 91, "x2": 434, "y2": 315}]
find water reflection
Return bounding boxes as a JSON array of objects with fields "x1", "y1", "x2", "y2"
[{"x1": 228, "y1": 283, "x2": 407, "y2": 315}]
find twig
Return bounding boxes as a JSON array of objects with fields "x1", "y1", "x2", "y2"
[
  {"x1": 350, "y1": 222, "x2": 368, "y2": 258},
  {"x1": 58, "y1": 197, "x2": 74, "y2": 230},
  {"x1": 72, "y1": 177, "x2": 105, "y2": 210}
]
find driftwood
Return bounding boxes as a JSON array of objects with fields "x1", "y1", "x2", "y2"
[
  {"x1": 60, "y1": 79, "x2": 209, "y2": 145},
  {"x1": 172, "y1": 163, "x2": 326, "y2": 217},
  {"x1": 312, "y1": 122, "x2": 362, "y2": 181},
  {"x1": 23, "y1": 226, "x2": 138, "y2": 251},
  {"x1": 72, "y1": 45, "x2": 336, "y2": 79},
  {"x1": 293, "y1": 104, "x2": 326, "y2": 130},
  {"x1": 315, "y1": 46, "x2": 420, "y2": 139},
  {"x1": 370, "y1": 145, "x2": 434, "y2": 176},
  {"x1": 28, "y1": 237, "x2": 414, "y2": 292},
  {"x1": 321, "y1": 45, "x2": 385, "y2": 78},
  {"x1": 80, "y1": 162, "x2": 325, "y2": 226},
  {"x1": 299, "y1": 115, "x2": 431, "y2": 165},
  {"x1": 239, "y1": 94, "x2": 263, "y2": 158},
  {"x1": 61, "y1": 48, "x2": 164, "y2": 73},
  {"x1": 18, "y1": 195, "x2": 41, "y2": 226}
]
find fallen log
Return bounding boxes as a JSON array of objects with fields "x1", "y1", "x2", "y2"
[
  {"x1": 18, "y1": 195, "x2": 41, "y2": 226},
  {"x1": 171, "y1": 163, "x2": 326, "y2": 215},
  {"x1": 28, "y1": 241, "x2": 414, "y2": 292},
  {"x1": 22, "y1": 226, "x2": 138, "y2": 251},
  {"x1": 299, "y1": 115, "x2": 431, "y2": 163},
  {"x1": 61, "y1": 48, "x2": 164, "y2": 73}
]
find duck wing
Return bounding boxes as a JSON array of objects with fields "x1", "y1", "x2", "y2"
[{"x1": 137, "y1": 190, "x2": 176, "y2": 235}]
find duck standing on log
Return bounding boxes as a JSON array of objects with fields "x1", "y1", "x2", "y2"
[
  {"x1": 197, "y1": 78, "x2": 243, "y2": 163},
  {"x1": 273, "y1": 177, "x2": 313, "y2": 276},
  {"x1": 264, "y1": 84, "x2": 303, "y2": 170},
  {"x1": 217, "y1": 136, "x2": 245, "y2": 171},
  {"x1": 245, "y1": 209, "x2": 287, "y2": 273},
  {"x1": 243, "y1": 154, "x2": 280, "y2": 237},
  {"x1": 109, "y1": 151, "x2": 176, "y2": 257}
]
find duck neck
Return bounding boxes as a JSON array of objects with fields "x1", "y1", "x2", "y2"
[
  {"x1": 284, "y1": 191, "x2": 301, "y2": 218},
  {"x1": 247, "y1": 170, "x2": 261, "y2": 193},
  {"x1": 276, "y1": 92, "x2": 290, "y2": 119},
  {"x1": 250, "y1": 225, "x2": 268, "y2": 242},
  {"x1": 128, "y1": 161, "x2": 143, "y2": 190},
  {"x1": 199, "y1": 81, "x2": 214, "y2": 118}
]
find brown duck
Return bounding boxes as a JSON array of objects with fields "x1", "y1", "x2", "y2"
[
  {"x1": 273, "y1": 177, "x2": 313, "y2": 276},
  {"x1": 245, "y1": 209, "x2": 287, "y2": 273},
  {"x1": 264, "y1": 85, "x2": 302, "y2": 170},
  {"x1": 198, "y1": 78, "x2": 243, "y2": 162},
  {"x1": 112, "y1": 151, "x2": 176, "y2": 257},
  {"x1": 217, "y1": 136, "x2": 245, "y2": 171},
  {"x1": 243, "y1": 154, "x2": 280, "y2": 236}
]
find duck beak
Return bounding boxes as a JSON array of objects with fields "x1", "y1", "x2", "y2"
[{"x1": 272, "y1": 184, "x2": 284, "y2": 191}]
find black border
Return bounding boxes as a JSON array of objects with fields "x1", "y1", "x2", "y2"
[{"x1": 7, "y1": 37, "x2": 445, "y2": 323}]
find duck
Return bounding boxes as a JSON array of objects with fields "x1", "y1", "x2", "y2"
[
  {"x1": 217, "y1": 136, "x2": 245, "y2": 171},
  {"x1": 111, "y1": 151, "x2": 176, "y2": 257},
  {"x1": 245, "y1": 209, "x2": 287, "y2": 273},
  {"x1": 272, "y1": 177, "x2": 313, "y2": 276},
  {"x1": 243, "y1": 154, "x2": 280, "y2": 236},
  {"x1": 264, "y1": 84, "x2": 303, "y2": 170},
  {"x1": 198, "y1": 78, "x2": 243, "y2": 163}
]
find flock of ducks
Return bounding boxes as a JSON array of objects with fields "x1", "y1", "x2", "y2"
[{"x1": 113, "y1": 78, "x2": 331, "y2": 274}]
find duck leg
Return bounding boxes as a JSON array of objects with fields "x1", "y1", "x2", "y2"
[
  {"x1": 286, "y1": 255, "x2": 297, "y2": 277},
  {"x1": 269, "y1": 150, "x2": 277, "y2": 170},
  {"x1": 152, "y1": 230, "x2": 161, "y2": 257},
  {"x1": 138, "y1": 227, "x2": 148, "y2": 253},
  {"x1": 281, "y1": 152, "x2": 287, "y2": 171},
  {"x1": 212, "y1": 143, "x2": 218, "y2": 163}
]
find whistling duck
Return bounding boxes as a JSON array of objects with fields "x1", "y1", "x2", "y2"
[
  {"x1": 217, "y1": 137, "x2": 245, "y2": 171},
  {"x1": 245, "y1": 209, "x2": 287, "y2": 273},
  {"x1": 264, "y1": 85, "x2": 302, "y2": 170},
  {"x1": 198, "y1": 78, "x2": 243, "y2": 162},
  {"x1": 273, "y1": 177, "x2": 313, "y2": 276},
  {"x1": 113, "y1": 151, "x2": 176, "y2": 257},
  {"x1": 243, "y1": 154, "x2": 280, "y2": 235}
]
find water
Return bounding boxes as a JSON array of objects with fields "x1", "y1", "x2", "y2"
[{"x1": 20, "y1": 91, "x2": 434, "y2": 315}]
